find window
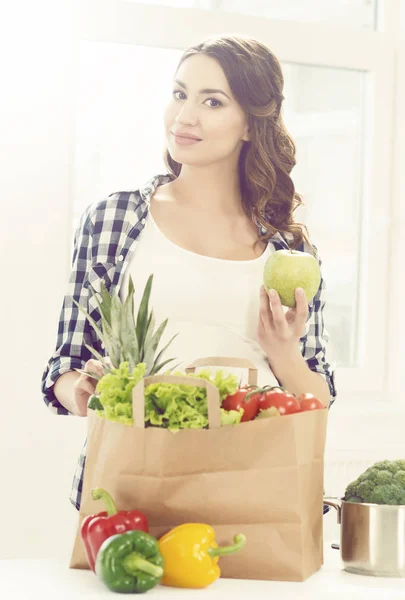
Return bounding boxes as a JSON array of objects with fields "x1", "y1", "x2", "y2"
[
  {"x1": 125, "y1": 0, "x2": 377, "y2": 29},
  {"x1": 215, "y1": 0, "x2": 377, "y2": 30},
  {"x1": 74, "y1": 0, "x2": 397, "y2": 400},
  {"x1": 282, "y1": 65, "x2": 365, "y2": 369},
  {"x1": 125, "y1": 0, "x2": 212, "y2": 7},
  {"x1": 74, "y1": 42, "x2": 365, "y2": 370}
]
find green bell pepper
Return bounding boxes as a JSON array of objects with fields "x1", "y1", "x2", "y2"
[{"x1": 95, "y1": 530, "x2": 164, "y2": 593}]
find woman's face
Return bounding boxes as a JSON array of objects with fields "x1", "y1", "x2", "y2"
[{"x1": 164, "y1": 54, "x2": 250, "y2": 168}]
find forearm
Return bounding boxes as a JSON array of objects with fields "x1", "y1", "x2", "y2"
[
  {"x1": 268, "y1": 347, "x2": 330, "y2": 407},
  {"x1": 53, "y1": 371, "x2": 83, "y2": 416}
]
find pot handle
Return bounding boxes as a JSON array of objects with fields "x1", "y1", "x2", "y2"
[{"x1": 323, "y1": 497, "x2": 342, "y2": 524}]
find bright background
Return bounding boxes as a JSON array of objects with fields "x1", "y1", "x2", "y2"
[{"x1": 1, "y1": 0, "x2": 404, "y2": 559}]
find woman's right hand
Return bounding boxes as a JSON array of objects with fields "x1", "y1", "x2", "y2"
[{"x1": 73, "y1": 359, "x2": 104, "y2": 416}]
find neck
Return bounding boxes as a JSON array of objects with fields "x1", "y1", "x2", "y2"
[{"x1": 171, "y1": 161, "x2": 245, "y2": 217}]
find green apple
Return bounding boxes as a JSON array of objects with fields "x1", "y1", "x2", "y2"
[{"x1": 263, "y1": 249, "x2": 321, "y2": 308}]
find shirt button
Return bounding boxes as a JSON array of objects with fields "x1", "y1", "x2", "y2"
[
  {"x1": 141, "y1": 218, "x2": 146, "y2": 225},
  {"x1": 118, "y1": 255, "x2": 124, "y2": 262}
]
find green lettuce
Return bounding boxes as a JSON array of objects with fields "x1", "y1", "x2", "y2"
[
  {"x1": 144, "y1": 369, "x2": 239, "y2": 431},
  {"x1": 92, "y1": 365, "x2": 239, "y2": 429},
  {"x1": 95, "y1": 361, "x2": 146, "y2": 425},
  {"x1": 144, "y1": 381, "x2": 208, "y2": 431},
  {"x1": 195, "y1": 368, "x2": 239, "y2": 402},
  {"x1": 220, "y1": 407, "x2": 244, "y2": 426}
]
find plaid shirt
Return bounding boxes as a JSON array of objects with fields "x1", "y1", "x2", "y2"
[{"x1": 41, "y1": 173, "x2": 337, "y2": 511}]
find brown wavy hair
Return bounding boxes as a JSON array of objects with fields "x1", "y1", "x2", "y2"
[{"x1": 164, "y1": 35, "x2": 312, "y2": 252}]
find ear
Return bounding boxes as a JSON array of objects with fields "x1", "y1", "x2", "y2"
[{"x1": 241, "y1": 122, "x2": 250, "y2": 142}]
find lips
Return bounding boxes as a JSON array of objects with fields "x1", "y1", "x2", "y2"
[{"x1": 172, "y1": 132, "x2": 202, "y2": 141}]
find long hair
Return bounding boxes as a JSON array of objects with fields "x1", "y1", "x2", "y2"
[{"x1": 164, "y1": 35, "x2": 312, "y2": 252}]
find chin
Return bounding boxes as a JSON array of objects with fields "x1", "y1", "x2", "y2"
[
  {"x1": 167, "y1": 148, "x2": 201, "y2": 166},
  {"x1": 168, "y1": 146, "x2": 223, "y2": 169}
]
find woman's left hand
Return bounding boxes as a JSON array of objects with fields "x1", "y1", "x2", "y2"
[{"x1": 257, "y1": 285, "x2": 308, "y2": 361}]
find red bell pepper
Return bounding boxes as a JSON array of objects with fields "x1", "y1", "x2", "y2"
[{"x1": 80, "y1": 488, "x2": 149, "y2": 572}]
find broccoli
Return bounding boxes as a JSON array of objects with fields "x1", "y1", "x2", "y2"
[{"x1": 343, "y1": 459, "x2": 405, "y2": 505}]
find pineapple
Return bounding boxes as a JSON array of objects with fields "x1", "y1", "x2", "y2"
[{"x1": 72, "y1": 274, "x2": 178, "y2": 377}]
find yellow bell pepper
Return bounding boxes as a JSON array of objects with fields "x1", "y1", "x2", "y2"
[{"x1": 158, "y1": 523, "x2": 246, "y2": 588}]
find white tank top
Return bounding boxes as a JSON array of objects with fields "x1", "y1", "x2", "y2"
[{"x1": 121, "y1": 212, "x2": 280, "y2": 388}]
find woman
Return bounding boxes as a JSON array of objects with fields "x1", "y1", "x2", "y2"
[{"x1": 41, "y1": 35, "x2": 336, "y2": 510}]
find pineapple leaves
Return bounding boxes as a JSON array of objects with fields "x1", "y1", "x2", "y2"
[
  {"x1": 142, "y1": 310, "x2": 156, "y2": 367},
  {"x1": 152, "y1": 333, "x2": 179, "y2": 374},
  {"x1": 136, "y1": 274, "x2": 153, "y2": 350},
  {"x1": 83, "y1": 343, "x2": 111, "y2": 373},
  {"x1": 153, "y1": 357, "x2": 180, "y2": 374},
  {"x1": 152, "y1": 332, "x2": 178, "y2": 366},
  {"x1": 84, "y1": 343, "x2": 105, "y2": 363},
  {"x1": 144, "y1": 318, "x2": 169, "y2": 371},
  {"x1": 72, "y1": 298, "x2": 105, "y2": 345},
  {"x1": 89, "y1": 281, "x2": 112, "y2": 326},
  {"x1": 75, "y1": 368, "x2": 102, "y2": 381},
  {"x1": 121, "y1": 277, "x2": 139, "y2": 370},
  {"x1": 110, "y1": 294, "x2": 122, "y2": 332},
  {"x1": 127, "y1": 275, "x2": 135, "y2": 312},
  {"x1": 72, "y1": 272, "x2": 178, "y2": 376}
]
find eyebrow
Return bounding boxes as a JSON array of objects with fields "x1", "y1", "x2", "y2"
[{"x1": 174, "y1": 79, "x2": 231, "y2": 100}]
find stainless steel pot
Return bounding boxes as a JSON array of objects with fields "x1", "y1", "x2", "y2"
[{"x1": 325, "y1": 498, "x2": 405, "y2": 577}]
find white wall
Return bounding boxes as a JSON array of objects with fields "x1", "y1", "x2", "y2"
[
  {"x1": 1, "y1": 1, "x2": 404, "y2": 561},
  {"x1": 1, "y1": 0, "x2": 88, "y2": 560}
]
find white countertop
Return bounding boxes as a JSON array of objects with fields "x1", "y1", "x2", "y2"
[{"x1": 1, "y1": 544, "x2": 404, "y2": 599}]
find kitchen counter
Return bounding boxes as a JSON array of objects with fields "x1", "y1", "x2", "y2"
[{"x1": 1, "y1": 544, "x2": 404, "y2": 599}]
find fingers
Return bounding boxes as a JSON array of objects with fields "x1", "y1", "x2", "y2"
[
  {"x1": 77, "y1": 377, "x2": 97, "y2": 396},
  {"x1": 267, "y1": 288, "x2": 288, "y2": 335},
  {"x1": 260, "y1": 286, "x2": 308, "y2": 338},
  {"x1": 76, "y1": 359, "x2": 103, "y2": 395},
  {"x1": 259, "y1": 286, "x2": 274, "y2": 330},
  {"x1": 84, "y1": 359, "x2": 104, "y2": 376},
  {"x1": 293, "y1": 288, "x2": 309, "y2": 334},
  {"x1": 257, "y1": 308, "x2": 266, "y2": 338},
  {"x1": 83, "y1": 359, "x2": 104, "y2": 381}
]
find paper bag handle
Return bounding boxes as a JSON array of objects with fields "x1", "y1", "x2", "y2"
[
  {"x1": 185, "y1": 356, "x2": 258, "y2": 386},
  {"x1": 132, "y1": 374, "x2": 221, "y2": 430}
]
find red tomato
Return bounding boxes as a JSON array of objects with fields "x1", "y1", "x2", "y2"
[
  {"x1": 222, "y1": 387, "x2": 262, "y2": 422},
  {"x1": 298, "y1": 393, "x2": 324, "y2": 411},
  {"x1": 258, "y1": 388, "x2": 301, "y2": 416}
]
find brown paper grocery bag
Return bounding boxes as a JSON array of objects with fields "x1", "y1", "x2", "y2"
[{"x1": 70, "y1": 357, "x2": 328, "y2": 581}]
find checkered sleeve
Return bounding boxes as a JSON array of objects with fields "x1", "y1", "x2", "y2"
[
  {"x1": 299, "y1": 244, "x2": 337, "y2": 406},
  {"x1": 40, "y1": 205, "x2": 103, "y2": 415}
]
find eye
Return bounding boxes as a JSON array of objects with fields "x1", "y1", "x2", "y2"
[
  {"x1": 173, "y1": 90, "x2": 186, "y2": 100},
  {"x1": 172, "y1": 90, "x2": 223, "y2": 108},
  {"x1": 204, "y1": 98, "x2": 223, "y2": 108}
]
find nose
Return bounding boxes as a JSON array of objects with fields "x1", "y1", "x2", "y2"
[{"x1": 174, "y1": 101, "x2": 199, "y2": 127}]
